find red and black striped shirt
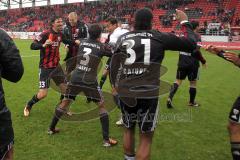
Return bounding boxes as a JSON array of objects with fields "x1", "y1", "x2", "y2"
[{"x1": 31, "y1": 29, "x2": 64, "y2": 68}]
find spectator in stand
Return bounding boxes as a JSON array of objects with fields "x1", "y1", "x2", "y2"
[{"x1": 235, "y1": 17, "x2": 240, "y2": 26}]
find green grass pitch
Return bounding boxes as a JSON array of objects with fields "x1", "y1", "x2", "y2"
[{"x1": 3, "y1": 39, "x2": 240, "y2": 160}]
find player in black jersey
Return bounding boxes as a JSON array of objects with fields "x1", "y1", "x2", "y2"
[
  {"x1": 62, "y1": 12, "x2": 89, "y2": 115},
  {"x1": 0, "y1": 28, "x2": 24, "y2": 160},
  {"x1": 167, "y1": 21, "x2": 207, "y2": 108},
  {"x1": 63, "y1": 12, "x2": 88, "y2": 74},
  {"x1": 48, "y1": 24, "x2": 118, "y2": 147},
  {"x1": 24, "y1": 16, "x2": 79, "y2": 117},
  {"x1": 110, "y1": 8, "x2": 197, "y2": 160},
  {"x1": 85, "y1": 19, "x2": 113, "y2": 105},
  {"x1": 204, "y1": 45, "x2": 240, "y2": 160}
]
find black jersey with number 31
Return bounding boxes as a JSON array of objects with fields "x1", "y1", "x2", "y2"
[{"x1": 111, "y1": 23, "x2": 197, "y2": 98}]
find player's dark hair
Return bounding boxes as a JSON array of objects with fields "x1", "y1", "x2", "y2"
[
  {"x1": 50, "y1": 16, "x2": 62, "y2": 26},
  {"x1": 89, "y1": 24, "x2": 102, "y2": 40},
  {"x1": 191, "y1": 21, "x2": 199, "y2": 30},
  {"x1": 106, "y1": 17, "x2": 118, "y2": 25},
  {"x1": 134, "y1": 8, "x2": 153, "y2": 30}
]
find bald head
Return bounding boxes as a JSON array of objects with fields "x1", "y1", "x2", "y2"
[{"x1": 68, "y1": 12, "x2": 78, "y2": 26}]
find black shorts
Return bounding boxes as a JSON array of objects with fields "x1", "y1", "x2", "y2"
[
  {"x1": 119, "y1": 98, "x2": 159, "y2": 133},
  {"x1": 0, "y1": 141, "x2": 13, "y2": 160},
  {"x1": 0, "y1": 110, "x2": 14, "y2": 147},
  {"x1": 229, "y1": 96, "x2": 240, "y2": 123},
  {"x1": 39, "y1": 67, "x2": 65, "y2": 89},
  {"x1": 0, "y1": 125, "x2": 14, "y2": 147},
  {"x1": 104, "y1": 58, "x2": 111, "y2": 70},
  {"x1": 176, "y1": 66, "x2": 199, "y2": 81},
  {"x1": 64, "y1": 70, "x2": 103, "y2": 102}
]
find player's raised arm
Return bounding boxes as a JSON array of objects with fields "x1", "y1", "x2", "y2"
[
  {"x1": 0, "y1": 29, "x2": 24, "y2": 82},
  {"x1": 161, "y1": 9, "x2": 197, "y2": 53},
  {"x1": 30, "y1": 32, "x2": 49, "y2": 50},
  {"x1": 204, "y1": 45, "x2": 240, "y2": 67}
]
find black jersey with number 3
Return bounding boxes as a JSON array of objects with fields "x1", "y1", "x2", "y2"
[
  {"x1": 111, "y1": 22, "x2": 197, "y2": 98},
  {"x1": 73, "y1": 39, "x2": 112, "y2": 84}
]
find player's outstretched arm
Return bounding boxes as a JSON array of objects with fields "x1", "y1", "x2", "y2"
[
  {"x1": 30, "y1": 40, "x2": 43, "y2": 50},
  {"x1": 223, "y1": 52, "x2": 240, "y2": 67},
  {"x1": 30, "y1": 31, "x2": 51, "y2": 50},
  {"x1": 161, "y1": 9, "x2": 197, "y2": 53},
  {"x1": 204, "y1": 45, "x2": 240, "y2": 67}
]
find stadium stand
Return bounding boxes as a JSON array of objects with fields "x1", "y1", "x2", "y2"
[{"x1": 0, "y1": 0, "x2": 239, "y2": 35}]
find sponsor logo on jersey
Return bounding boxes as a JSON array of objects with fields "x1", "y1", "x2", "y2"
[
  {"x1": 52, "y1": 42, "x2": 60, "y2": 47},
  {"x1": 36, "y1": 35, "x2": 42, "y2": 41}
]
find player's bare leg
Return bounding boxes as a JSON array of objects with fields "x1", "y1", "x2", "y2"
[
  {"x1": 3, "y1": 147, "x2": 13, "y2": 160},
  {"x1": 99, "y1": 69, "x2": 109, "y2": 89},
  {"x1": 58, "y1": 83, "x2": 73, "y2": 115},
  {"x1": 228, "y1": 122, "x2": 240, "y2": 160},
  {"x1": 123, "y1": 127, "x2": 135, "y2": 159},
  {"x1": 136, "y1": 132, "x2": 154, "y2": 160}
]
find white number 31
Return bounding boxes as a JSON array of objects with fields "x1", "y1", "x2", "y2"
[{"x1": 123, "y1": 39, "x2": 150, "y2": 65}]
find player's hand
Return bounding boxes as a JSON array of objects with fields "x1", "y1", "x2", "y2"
[
  {"x1": 223, "y1": 52, "x2": 240, "y2": 66},
  {"x1": 75, "y1": 40, "x2": 81, "y2": 45},
  {"x1": 43, "y1": 39, "x2": 52, "y2": 48},
  {"x1": 112, "y1": 86, "x2": 118, "y2": 96},
  {"x1": 65, "y1": 45, "x2": 69, "y2": 53},
  {"x1": 204, "y1": 45, "x2": 221, "y2": 55},
  {"x1": 175, "y1": 9, "x2": 188, "y2": 22}
]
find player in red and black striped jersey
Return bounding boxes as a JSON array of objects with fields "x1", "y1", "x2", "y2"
[
  {"x1": 167, "y1": 21, "x2": 207, "y2": 108},
  {"x1": 24, "y1": 16, "x2": 80, "y2": 117}
]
